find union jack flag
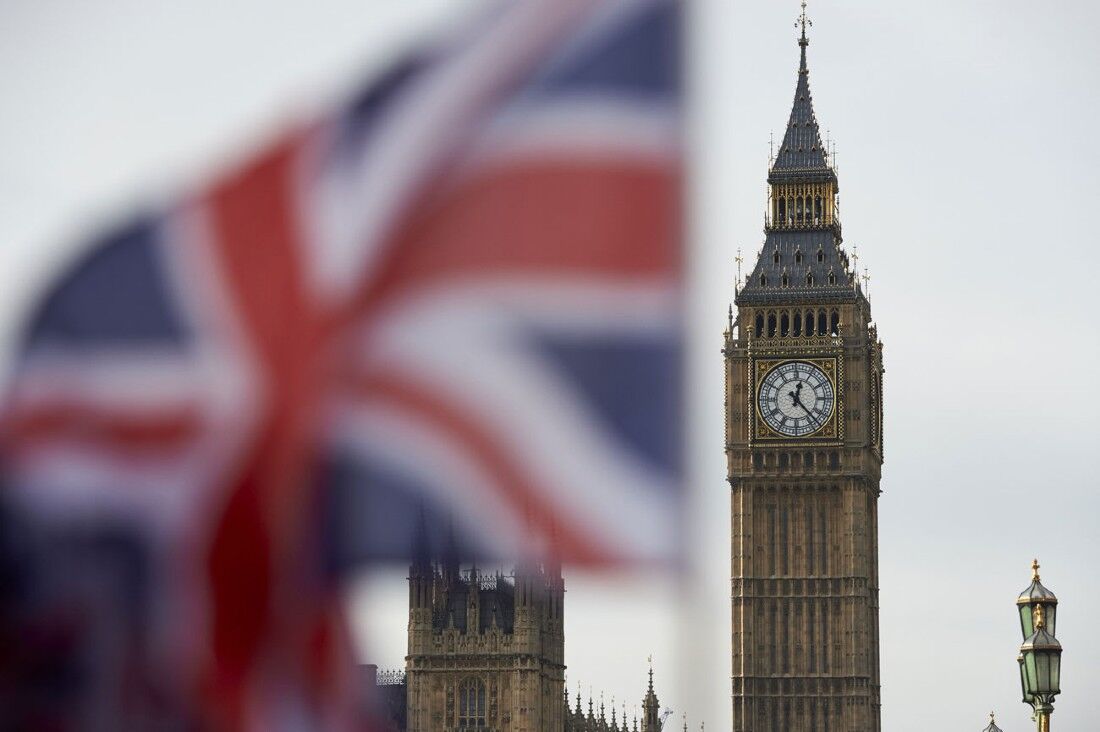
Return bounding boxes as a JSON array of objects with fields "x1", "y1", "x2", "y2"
[{"x1": 0, "y1": 1, "x2": 682, "y2": 729}]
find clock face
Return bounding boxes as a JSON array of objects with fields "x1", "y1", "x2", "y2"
[{"x1": 757, "y1": 361, "x2": 835, "y2": 437}]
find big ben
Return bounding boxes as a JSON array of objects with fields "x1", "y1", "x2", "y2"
[{"x1": 725, "y1": 6, "x2": 884, "y2": 731}]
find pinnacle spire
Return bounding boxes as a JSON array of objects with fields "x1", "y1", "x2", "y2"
[
  {"x1": 736, "y1": 5, "x2": 863, "y2": 308},
  {"x1": 771, "y1": 0, "x2": 831, "y2": 180},
  {"x1": 798, "y1": 0, "x2": 812, "y2": 51}
]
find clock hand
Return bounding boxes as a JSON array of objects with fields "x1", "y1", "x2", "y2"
[
  {"x1": 801, "y1": 403, "x2": 820, "y2": 429},
  {"x1": 790, "y1": 383, "x2": 808, "y2": 410},
  {"x1": 791, "y1": 386, "x2": 821, "y2": 429},
  {"x1": 787, "y1": 391, "x2": 807, "y2": 419}
]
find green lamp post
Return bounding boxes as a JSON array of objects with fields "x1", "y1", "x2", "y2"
[{"x1": 1017, "y1": 560, "x2": 1062, "y2": 732}]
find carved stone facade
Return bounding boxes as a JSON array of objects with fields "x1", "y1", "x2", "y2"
[
  {"x1": 725, "y1": 13, "x2": 884, "y2": 732},
  {"x1": 383, "y1": 547, "x2": 672, "y2": 732},
  {"x1": 405, "y1": 554, "x2": 565, "y2": 732}
]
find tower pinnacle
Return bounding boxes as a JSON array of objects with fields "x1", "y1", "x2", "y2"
[{"x1": 798, "y1": 0, "x2": 812, "y2": 47}]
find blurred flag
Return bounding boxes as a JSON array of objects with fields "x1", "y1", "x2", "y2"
[{"x1": 0, "y1": 0, "x2": 681, "y2": 729}]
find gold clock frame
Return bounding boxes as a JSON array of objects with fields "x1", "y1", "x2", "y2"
[{"x1": 750, "y1": 356, "x2": 843, "y2": 445}]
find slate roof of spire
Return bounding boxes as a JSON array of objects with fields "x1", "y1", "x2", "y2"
[
  {"x1": 736, "y1": 25, "x2": 866, "y2": 308},
  {"x1": 769, "y1": 32, "x2": 835, "y2": 183},
  {"x1": 737, "y1": 230, "x2": 857, "y2": 307}
]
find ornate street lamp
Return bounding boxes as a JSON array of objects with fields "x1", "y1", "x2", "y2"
[{"x1": 1016, "y1": 560, "x2": 1062, "y2": 732}]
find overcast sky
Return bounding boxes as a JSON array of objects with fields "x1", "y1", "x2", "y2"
[{"x1": 2, "y1": 2, "x2": 1098, "y2": 730}]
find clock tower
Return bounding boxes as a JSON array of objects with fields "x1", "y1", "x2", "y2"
[{"x1": 724, "y1": 7, "x2": 884, "y2": 731}]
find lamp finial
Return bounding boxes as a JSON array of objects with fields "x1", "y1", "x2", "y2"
[{"x1": 1032, "y1": 558, "x2": 1041, "y2": 581}]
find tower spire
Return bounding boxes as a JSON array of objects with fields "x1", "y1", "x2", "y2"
[
  {"x1": 797, "y1": 0, "x2": 813, "y2": 83},
  {"x1": 737, "y1": 2, "x2": 864, "y2": 308},
  {"x1": 798, "y1": 0, "x2": 812, "y2": 48}
]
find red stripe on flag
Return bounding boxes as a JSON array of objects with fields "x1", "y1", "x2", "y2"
[
  {"x1": 352, "y1": 160, "x2": 680, "y2": 317},
  {"x1": 3, "y1": 404, "x2": 202, "y2": 456}
]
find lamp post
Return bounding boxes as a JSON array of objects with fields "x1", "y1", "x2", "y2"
[{"x1": 1016, "y1": 560, "x2": 1062, "y2": 731}]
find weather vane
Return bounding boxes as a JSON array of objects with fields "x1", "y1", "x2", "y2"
[{"x1": 797, "y1": 0, "x2": 812, "y2": 41}]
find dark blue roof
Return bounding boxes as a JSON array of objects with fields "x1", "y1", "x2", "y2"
[
  {"x1": 769, "y1": 37, "x2": 835, "y2": 184},
  {"x1": 738, "y1": 228, "x2": 856, "y2": 306}
]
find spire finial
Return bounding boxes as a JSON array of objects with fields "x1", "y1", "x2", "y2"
[
  {"x1": 797, "y1": 0, "x2": 812, "y2": 46},
  {"x1": 735, "y1": 248, "x2": 744, "y2": 296},
  {"x1": 1032, "y1": 558, "x2": 1041, "y2": 582},
  {"x1": 990, "y1": 711, "x2": 996, "y2": 723}
]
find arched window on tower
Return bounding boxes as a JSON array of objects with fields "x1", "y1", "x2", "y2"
[
  {"x1": 796, "y1": 197, "x2": 804, "y2": 222},
  {"x1": 458, "y1": 678, "x2": 487, "y2": 729},
  {"x1": 781, "y1": 312, "x2": 790, "y2": 337},
  {"x1": 793, "y1": 312, "x2": 802, "y2": 336},
  {"x1": 814, "y1": 196, "x2": 823, "y2": 222},
  {"x1": 806, "y1": 273, "x2": 814, "y2": 286},
  {"x1": 777, "y1": 197, "x2": 786, "y2": 222},
  {"x1": 773, "y1": 250, "x2": 780, "y2": 265},
  {"x1": 817, "y1": 248, "x2": 824, "y2": 263},
  {"x1": 755, "y1": 313, "x2": 764, "y2": 337},
  {"x1": 805, "y1": 310, "x2": 815, "y2": 336},
  {"x1": 817, "y1": 310, "x2": 827, "y2": 335},
  {"x1": 760, "y1": 274, "x2": 767, "y2": 287},
  {"x1": 795, "y1": 249, "x2": 803, "y2": 264},
  {"x1": 830, "y1": 309, "x2": 840, "y2": 336},
  {"x1": 767, "y1": 313, "x2": 777, "y2": 338}
]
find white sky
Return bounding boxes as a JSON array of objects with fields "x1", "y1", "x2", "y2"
[{"x1": 2, "y1": 1, "x2": 1098, "y2": 730}]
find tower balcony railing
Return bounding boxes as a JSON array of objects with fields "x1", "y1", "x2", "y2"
[{"x1": 765, "y1": 214, "x2": 842, "y2": 234}]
